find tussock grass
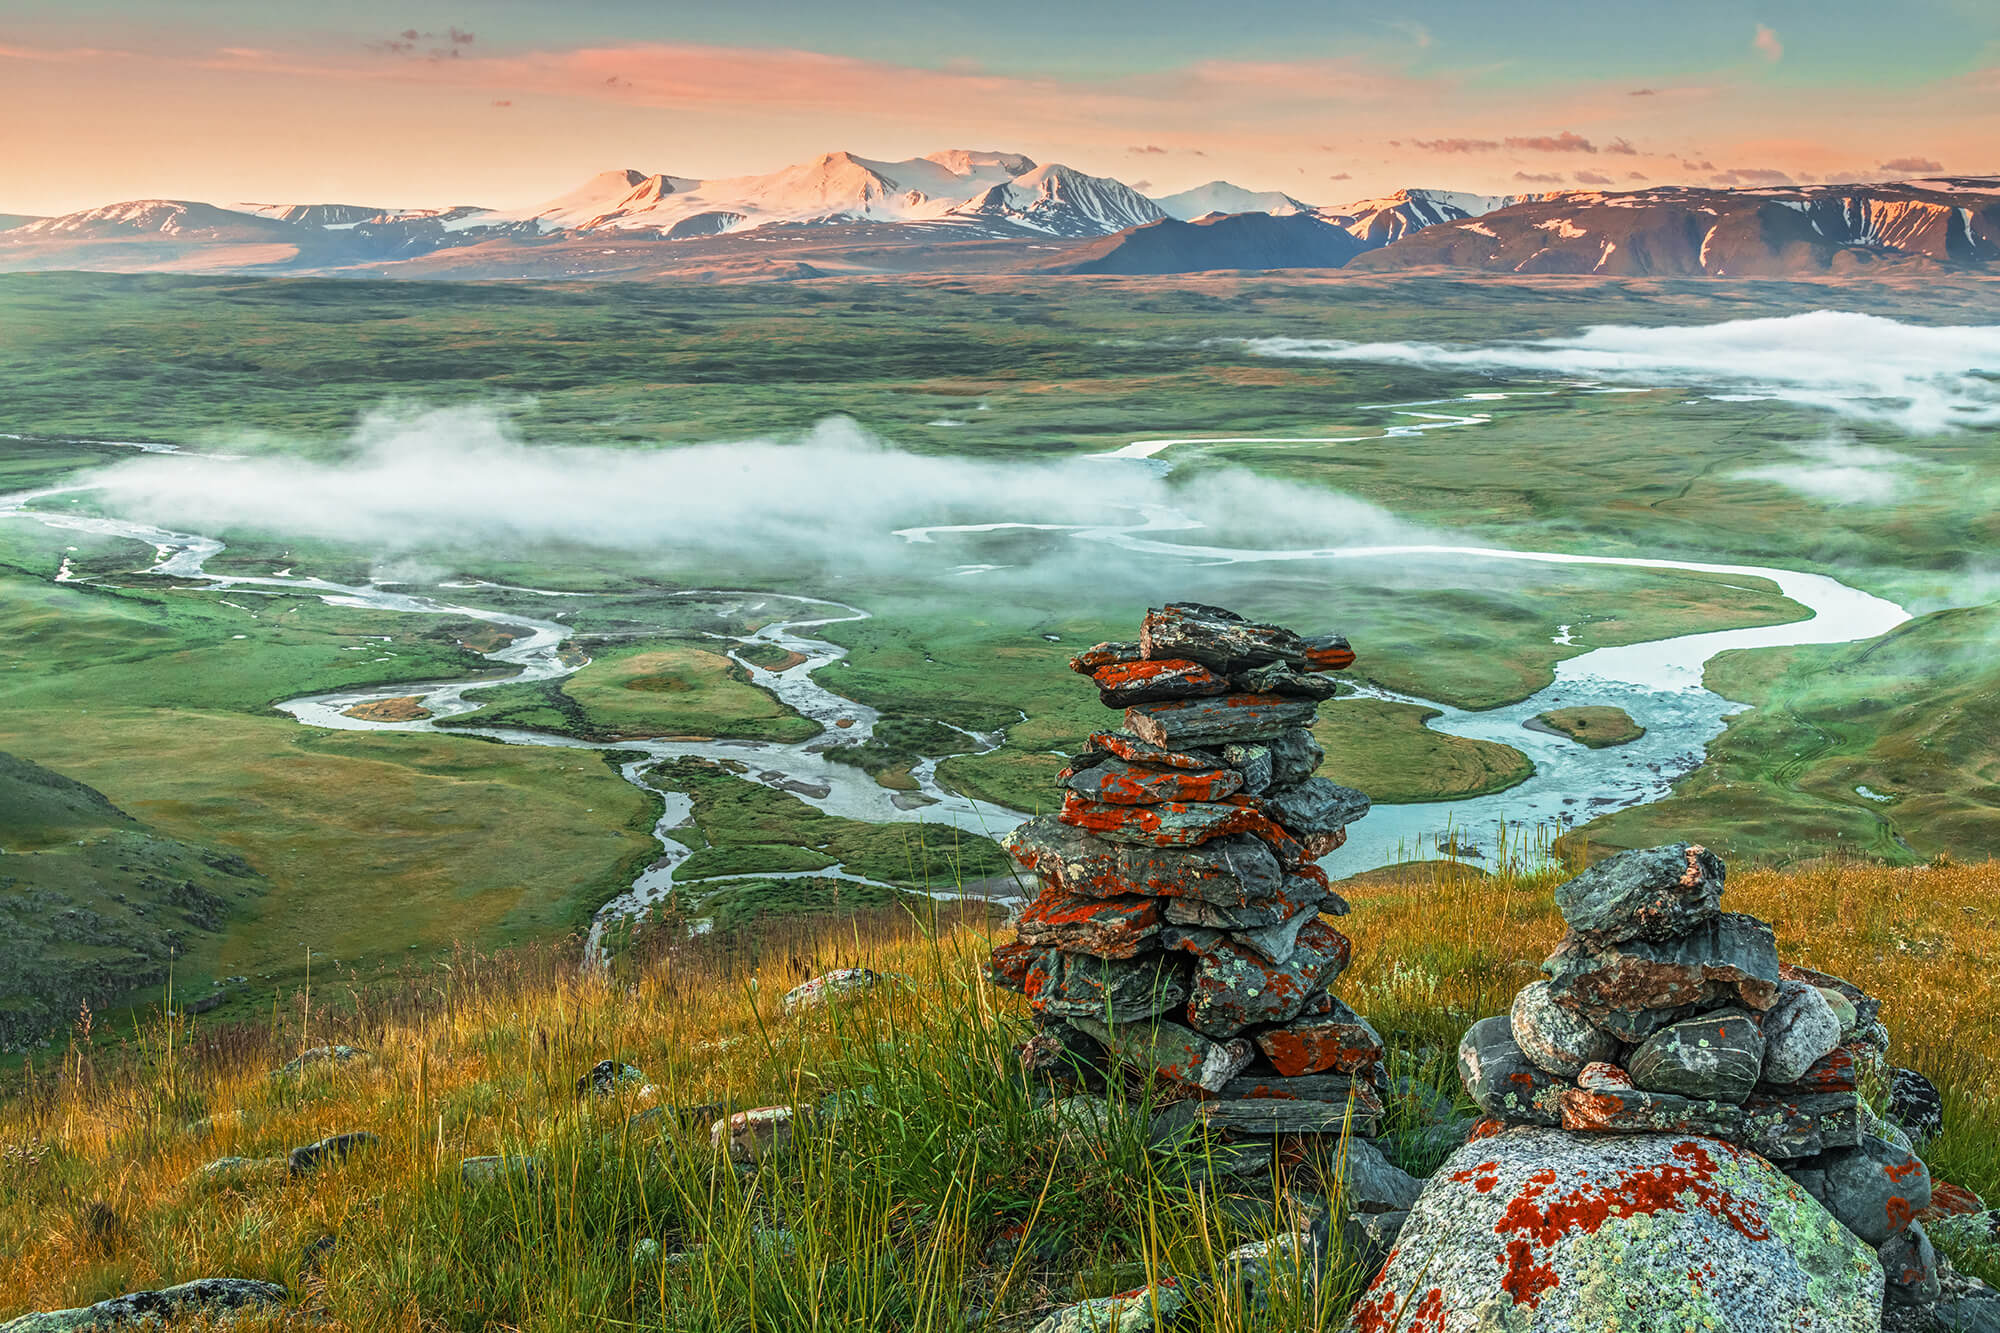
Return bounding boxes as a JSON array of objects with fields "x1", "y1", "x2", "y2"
[{"x1": 6, "y1": 855, "x2": 2000, "y2": 1329}]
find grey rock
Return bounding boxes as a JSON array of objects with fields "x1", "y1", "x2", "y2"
[
  {"x1": 1230, "y1": 904, "x2": 1322, "y2": 965},
  {"x1": 1509, "y1": 979, "x2": 1619, "y2": 1077},
  {"x1": 1929, "y1": 1271, "x2": 2000, "y2": 1333},
  {"x1": 1159, "y1": 1096, "x2": 1376, "y2": 1137},
  {"x1": 1265, "y1": 727, "x2": 1325, "y2": 787},
  {"x1": 1360, "y1": 1127, "x2": 1882, "y2": 1332},
  {"x1": 1025, "y1": 1279, "x2": 1188, "y2": 1333},
  {"x1": 1341, "y1": 1209, "x2": 1408, "y2": 1275},
  {"x1": 461, "y1": 1154, "x2": 535, "y2": 1185},
  {"x1": 1125, "y1": 693, "x2": 1320, "y2": 749},
  {"x1": 1627, "y1": 1010, "x2": 1764, "y2": 1103},
  {"x1": 288, "y1": 1131, "x2": 378, "y2": 1177},
  {"x1": 1230, "y1": 662, "x2": 1341, "y2": 699},
  {"x1": 1333, "y1": 1137, "x2": 1424, "y2": 1213},
  {"x1": 1219, "y1": 1232, "x2": 1319, "y2": 1310},
  {"x1": 1781, "y1": 961, "x2": 1882, "y2": 1034},
  {"x1": 1027, "y1": 951, "x2": 1189, "y2": 1023},
  {"x1": 1140, "y1": 602, "x2": 1308, "y2": 671},
  {"x1": 1890, "y1": 1067, "x2": 1946, "y2": 1146},
  {"x1": 575, "y1": 1060, "x2": 646, "y2": 1096},
  {"x1": 0, "y1": 1278, "x2": 288, "y2": 1333},
  {"x1": 1068, "y1": 1014, "x2": 1253, "y2": 1093},
  {"x1": 1736, "y1": 1091, "x2": 1864, "y2": 1160},
  {"x1": 1761, "y1": 981, "x2": 1843, "y2": 1085},
  {"x1": 1552, "y1": 842, "x2": 1726, "y2": 944},
  {"x1": 1457, "y1": 1015, "x2": 1565, "y2": 1126},
  {"x1": 271, "y1": 1044, "x2": 366, "y2": 1076},
  {"x1": 1220, "y1": 743, "x2": 1272, "y2": 794},
  {"x1": 1215, "y1": 1071, "x2": 1372, "y2": 1104},
  {"x1": 1881, "y1": 1222, "x2": 1942, "y2": 1307},
  {"x1": 1258, "y1": 779, "x2": 1370, "y2": 837},
  {"x1": 1004, "y1": 817, "x2": 1284, "y2": 906},
  {"x1": 194, "y1": 1155, "x2": 283, "y2": 1185},
  {"x1": 1792, "y1": 1133, "x2": 1933, "y2": 1245},
  {"x1": 1542, "y1": 912, "x2": 1780, "y2": 1040}
]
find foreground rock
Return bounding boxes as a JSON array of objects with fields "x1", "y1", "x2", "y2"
[
  {"x1": 1350, "y1": 1128, "x2": 1881, "y2": 1331},
  {"x1": 0, "y1": 1279, "x2": 287, "y2": 1333},
  {"x1": 1026, "y1": 1279, "x2": 1187, "y2": 1333}
]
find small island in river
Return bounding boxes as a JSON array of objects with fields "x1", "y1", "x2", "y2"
[{"x1": 1527, "y1": 705, "x2": 1646, "y2": 748}]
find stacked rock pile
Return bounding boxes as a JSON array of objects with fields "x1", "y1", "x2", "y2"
[
  {"x1": 1459, "y1": 842, "x2": 1945, "y2": 1305},
  {"x1": 989, "y1": 602, "x2": 1384, "y2": 1141}
]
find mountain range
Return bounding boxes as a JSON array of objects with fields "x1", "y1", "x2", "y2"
[{"x1": 4, "y1": 148, "x2": 1995, "y2": 280}]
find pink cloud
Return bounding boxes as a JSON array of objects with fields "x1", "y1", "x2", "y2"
[{"x1": 1753, "y1": 25, "x2": 1783, "y2": 63}]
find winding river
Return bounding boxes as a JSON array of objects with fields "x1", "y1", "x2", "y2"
[{"x1": 0, "y1": 408, "x2": 1911, "y2": 949}]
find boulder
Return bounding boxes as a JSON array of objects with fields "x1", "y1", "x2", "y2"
[
  {"x1": 1334, "y1": 1136, "x2": 1424, "y2": 1213},
  {"x1": 1124, "y1": 694, "x2": 1319, "y2": 750},
  {"x1": 1760, "y1": 980, "x2": 1844, "y2": 1085},
  {"x1": 1627, "y1": 1010, "x2": 1764, "y2": 1102},
  {"x1": 0, "y1": 1279, "x2": 288, "y2": 1333},
  {"x1": 1216, "y1": 1071, "x2": 1380, "y2": 1108},
  {"x1": 272, "y1": 1044, "x2": 366, "y2": 1077},
  {"x1": 1220, "y1": 1232, "x2": 1320, "y2": 1310},
  {"x1": 1509, "y1": 979, "x2": 1619, "y2": 1078},
  {"x1": 1457, "y1": 1015, "x2": 1566, "y2": 1126},
  {"x1": 1015, "y1": 888, "x2": 1163, "y2": 959},
  {"x1": 287, "y1": 1131, "x2": 378, "y2": 1177},
  {"x1": 461, "y1": 1154, "x2": 535, "y2": 1185},
  {"x1": 1735, "y1": 1091, "x2": 1865, "y2": 1160},
  {"x1": 1542, "y1": 912, "x2": 1780, "y2": 1039},
  {"x1": 1552, "y1": 842, "x2": 1726, "y2": 944},
  {"x1": 1158, "y1": 872, "x2": 1323, "y2": 933},
  {"x1": 1349, "y1": 1128, "x2": 1883, "y2": 1332},
  {"x1": 1780, "y1": 961, "x2": 1882, "y2": 1034},
  {"x1": 1068, "y1": 1014, "x2": 1253, "y2": 1092},
  {"x1": 1342, "y1": 1209, "x2": 1409, "y2": 1275},
  {"x1": 1060, "y1": 757, "x2": 1242, "y2": 806},
  {"x1": 1024, "y1": 950, "x2": 1188, "y2": 1022},
  {"x1": 1090, "y1": 657, "x2": 1231, "y2": 706},
  {"x1": 194, "y1": 1155, "x2": 283, "y2": 1186},
  {"x1": 1003, "y1": 816, "x2": 1284, "y2": 906},
  {"x1": 1880, "y1": 1222, "x2": 1942, "y2": 1307}
]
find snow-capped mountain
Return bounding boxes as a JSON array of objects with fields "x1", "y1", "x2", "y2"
[
  {"x1": 1153, "y1": 181, "x2": 1312, "y2": 221},
  {"x1": 1320, "y1": 188, "x2": 1522, "y2": 247},
  {"x1": 15, "y1": 200, "x2": 295, "y2": 240},
  {"x1": 948, "y1": 163, "x2": 1166, "y2": 236}
]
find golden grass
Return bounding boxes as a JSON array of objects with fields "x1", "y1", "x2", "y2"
[{"x1": 4, "y1": 857, "x2": 1998, "y2": 1329}]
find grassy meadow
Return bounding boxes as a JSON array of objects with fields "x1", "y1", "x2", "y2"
[{"x1": 2, "y1": 854, "x2": 1996, "y2": 1330}]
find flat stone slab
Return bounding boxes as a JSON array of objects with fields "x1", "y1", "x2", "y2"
[
  {"x1": 1057, "y1": 792, "x2": 1266, "y2": 846},
  {"x1": 1068, "y1": 641, "x2": 1142, "y2": 673},
  {"x1": 1089, "y1": 657, "x2": 1231, "y2": 706},
  {"x1": 1171, "y1": 918, "x2": 1351, "y2": 1038},
  {"x1": 0, "y1": 1279, "x2": 289, "y2": 1333},
  {"x1": 1552, "y1": 842, "x2": 1726, "y2": 944},
  {"x1": 1125, "y1": 694, "x2": 1319, "y2": 750},
  {"x1": 1024, "y1": 950, "x2": 1189, "y2": 1022},
  {"x1": 1069, "y1": 1014, "x2": 1253, "y2": 1092},
  {"x1": 1003, "y1": 816, "x2": 1284, "y2": 906},
  {"x1": 1542, "y1": 912, "x2": 1780, "y2": 1039},
  {"x1": 1253, "y1": 1002, "x2": 1384, "y2": 1077},
  {"x1": 1088, "y1": 730, "x2": 1222, "y2": 771},
  {"x1": 1230, "y1": 662, "x2": 1341, "y2": 699},
  {"x1": 1014, "y1": 888, "x2": 1163, "y2": 958},
  {"x1": 1059, "y1": 756, "x2": 1243, "y2": 806},
  {"x1": 1256, "y1": 778, "x2": 1370, "y2": 837}
]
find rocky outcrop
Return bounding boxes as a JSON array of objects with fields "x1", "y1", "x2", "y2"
[{"x1": 0, "y1": 1279, "x2": 287, "y2": 1333}]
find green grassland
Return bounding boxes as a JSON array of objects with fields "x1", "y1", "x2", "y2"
[{"x1": 1577, "y1": 604, "x2": 2000, "y2": 863}]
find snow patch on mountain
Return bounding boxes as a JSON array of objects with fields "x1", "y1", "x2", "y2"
[{"x1": 1154, "y1": 181, "x2": 1311, "y2": 221}]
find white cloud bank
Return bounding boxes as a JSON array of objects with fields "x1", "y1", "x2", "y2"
[
  {"x1": 1245, "y1": 311, "x2": 2000, "y2": 435},
  {"x1": 1732, "y1": 438, "x2": 1920, "y2": 505},
  {"x1": 80, "y1": 407, "x2": 1424, "y2": 586}
]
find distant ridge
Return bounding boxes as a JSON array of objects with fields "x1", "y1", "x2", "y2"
[{"x1": 1048, "y1": 212, "x2": 1364, "y2": 274}]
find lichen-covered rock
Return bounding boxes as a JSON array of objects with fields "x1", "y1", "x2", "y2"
[
  {"x1": 1257, "y1": 779, "x2": 1370, "y2": 837},
  {"x1": 1509, "y1": 979, "x2": 1619, "y2": 1077},
  {"x1": 271, "y1": 1044, "x2": 366, "y2": 1076},
  {"x1": 1542, "y1": 912, "x2": 1780, "y2": 1040},
  {"x1": 1552, "y1": 842, "x2": 1726, "y2": 944},
  {"x1": 1026, "y1": 1278, "x2": 1187, "y2": 1333},
  {"x1": 1254, "y1": 999, "x2": 1384, "y2": 1077},
  {"x1": 0, "y1": 1278, "x2": 288, "y2": 1333},
  {"x1": 1059, "y1": 756, "x2": 1242, "y2": 806},
  {"x1": 1216, "y1": 1070, "x2": 1378, "y2": 1106},
  {"x1": 1780, "y1": 961, "x2": 1882, "y2": 1035},
  {"x1": 1159, "y1": 872, "x2": 1321, "y2": 934},
  {"x1": 1266, "y1": 727, "x2": 1324, "y2": 786},
  {"x1": 1880, "y1": 1222, "x2": 1942, "y2": 1307},
  {"x1": 989, "y1": 941, "x2": 1035, "y2": 994},
  {"x1": 1735, "y1": 1091, "x2": 1865, "y2": 1160},
  {"x1": 1627, "y1": 1010, "x2": 1765, "y2": 1102},
  {"x1": 1070, "y1": 642, "x2": 1143, "y2": 674},
  {"x1": 1003, "y1": 816, "x2": 1284, "y2": 905},
  {"x1": 1220, "y1": 742, "x2": 1273, "y2": 794},
  {"x1": 461, "y1": 1154, "x2": 535, "y2": 1185},
  {"x1": 1458, "y1": 1015, "x2": 1566, "y2": 1126},
  {"x1": 782, "y1": 967, "x2": 894, "y2": 1013},
  {"x1": 1220, "y1": 1231, "x2": 1320, "y2": 1310},
  {"x1": 1174, "y1": 919, "x2": 1350, "y2": 1038},
  {"x1": 1788, "y1": 1133, "x2": 1933, "y2": 1245},
  {"x1": 1024, "y1": 950, "x2": 1188, "y2": 1022},
  {"x1": 1348, "y1": 1128, "x2": 1883, "y2": 1332},
  {"x1": 1069, "y1": 1014, "x2": 1253, "y2": 1092},
  {"x1": 715, "y1": 1106, "x2": 796, "y2": 1165},
  {"x1": 1088, "y1": 657, "x2": 1231, "y2": 707},
  {"x1": 1231, "y1": 661, "x2": 1343, "y2": 699},
  {"x1": 1058, "y1": 791, "x2": 1271, "y2": 846},
  {"x1": 1157, "y1": 1094, "x2": 1377, "y2": 1137},
  {"x1": 1562, "y1": 1082, "x2": 1751, "y2": 1138},
  {"x1": 575, "y1": 1060, "x2": 646, "y2": 1096},
  {"x1": 1015, "y1": 887, "x2": 1163, "y2": 958},
  {"x1": 1761, "y1": 980, "x2": 1844, "y2": 1085}
]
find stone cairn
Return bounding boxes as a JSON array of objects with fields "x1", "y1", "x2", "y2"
[
  {"x1": 1460, "y1": 842, "x2": 1946, "y2": 1305},
  {"x1": 989, "y1": 602, "x2": 1385, "y2": 1145}
]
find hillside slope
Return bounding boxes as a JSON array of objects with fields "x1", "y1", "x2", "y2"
[
  {"x1": 0, "y1": 751, "x2": 267, "y2": 1050},
  {"x1": 1048, "y1": 211, "x2": 1365, "y2": 273}
]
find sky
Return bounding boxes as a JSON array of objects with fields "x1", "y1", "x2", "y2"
[{"x1": 4, "y1": 0, "x2": 1996, "y2": 215}]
